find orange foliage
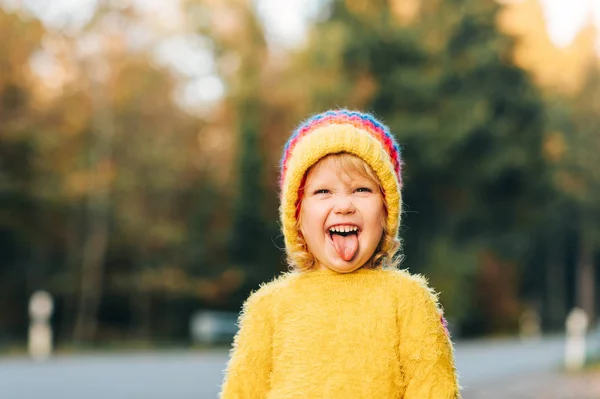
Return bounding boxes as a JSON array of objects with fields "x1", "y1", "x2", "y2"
[
  {"x1": 390, "y1": 0, "x2": 421, "y2": 25},
  {"x1": 497, "y1": 0, "x2": 599, "y2": 94},
  {"x1": 543, "y1": 131, "x2": 566, "y2": 162},
  {"x1": 64, "y1": 160, "x2": 117, "y2": 199}
]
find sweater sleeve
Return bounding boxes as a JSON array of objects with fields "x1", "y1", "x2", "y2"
[
  {"x1": 219, "y1": 286, "x2": 273, "y2": 399},
  {"x1": 398, "y1": 276, "x2": 461, "y2": 398}
]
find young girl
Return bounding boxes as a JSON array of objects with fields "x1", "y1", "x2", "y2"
[{"x1": 219, "y1": 110, "x2": 460, "y2": 398}]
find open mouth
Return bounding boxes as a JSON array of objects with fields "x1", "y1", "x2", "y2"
[
  {"x1": 328, "y1": 225, "x2": 359, "y2": 238},
  {"x1": 327, "y1": 225, "x2": 360, "y2": 261}
]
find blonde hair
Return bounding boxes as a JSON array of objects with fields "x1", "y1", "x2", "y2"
[{"x1": 288, "y1": 152, "x2": 402, "y2": 272}]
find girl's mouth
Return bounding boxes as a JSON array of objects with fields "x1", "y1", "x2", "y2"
[{"x1": 327, "y1": 225, "x2": 360, "y2": 261}]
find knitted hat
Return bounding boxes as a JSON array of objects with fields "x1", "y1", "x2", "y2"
[{"x1": 279, "y1": 109, "x2": 403, "y2": 262}]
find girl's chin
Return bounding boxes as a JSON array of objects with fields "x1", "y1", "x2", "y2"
[
  {"x1": 329, "y1": 265, "x2": 363, "y2": 273},
  {"x1": 321, "y1": 254, "x2": 366, "y2": 272}
]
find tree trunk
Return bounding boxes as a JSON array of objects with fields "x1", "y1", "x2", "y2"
[
  {"x1": 545, "y1": 235, "x2": 566, "y2": 330},
  {"x1": 129, "y1": 246, "x2": 152, "y2": 342},
  {"x1": 576, "y1": 228, "x2": 596, "y2": 328},
  {"x1": 59, "y1": 205, "x2": 82, "y2": 342},
  {"x1": 73, "y1": 64, "x2": 115, "y2": 344}
]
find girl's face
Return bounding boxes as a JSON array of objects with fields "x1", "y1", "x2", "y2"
[{"x1": 299, "y1": 155, "x2": 385, "y2": 273}]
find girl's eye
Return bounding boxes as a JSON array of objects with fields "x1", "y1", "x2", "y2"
[
  {"x1": 355, "y1": 187, "x2": 373, "y2": 193},
  {"x1": 314, "y1": 189, "x2": 330, "y2": 195}
]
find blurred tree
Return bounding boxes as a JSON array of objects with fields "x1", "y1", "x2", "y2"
[
  {"x1": 562, "y1": 63, "x2": 600, "y2": 326},
  {"x1": 498, "y1": 0, "x2": 600, "y2": 329},
  {"x1": 106, "y1": 51, "x2": 201, "y2": 341},
  {"x1": 184, "y1": 0, "x2": 282, "y2": 288},
  {"x1": 531, "y1": 63, "x2": 600, "y2": 330},
  {"x1": 72, "y1": 48, "x2": 116, "y2": 344},
  {"x1": 0, "y1": 8, "x2": 47, "y2": 341},
  {"x1": 0, "y1": 3, "x2": 213, "y2": 343},
  {"x1": 525, "y1": 97, "x2": 572, "y2": 331}
]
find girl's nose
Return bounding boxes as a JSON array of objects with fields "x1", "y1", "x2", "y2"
[{"x1": 334, "y1": 195, "x2": 356, "y2": 215}]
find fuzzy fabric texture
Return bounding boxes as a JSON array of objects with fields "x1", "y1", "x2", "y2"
[
  {"x1": 278, "y1": 110, "x2": 403, "y2": 263},
  {"x1": 219, "y1": 267, "x2": 461, "y2": 398}
]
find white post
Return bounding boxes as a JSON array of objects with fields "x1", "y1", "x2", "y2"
[
  {"x1": 28, "y1": 291, "x2": 54, "y2": 361},
  {"x1": 519, "y1": 308, "x2": 541, "y2": 342},
  {"x1": 565, "y1": 307, "x2": 588, "y2": 371}
]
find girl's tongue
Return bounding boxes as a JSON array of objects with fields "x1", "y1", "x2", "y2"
[{"x1": 331, "y1": 233, "x2": 358, "y2": 261}]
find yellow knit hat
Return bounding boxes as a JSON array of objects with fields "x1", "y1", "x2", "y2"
[{"x1": 279, "y1": 110, "x2": 403, "y2": 265}]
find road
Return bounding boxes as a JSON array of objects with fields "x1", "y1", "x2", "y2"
[{"x1": 1, "y1": 334, "x2": 598, "y2": 399}]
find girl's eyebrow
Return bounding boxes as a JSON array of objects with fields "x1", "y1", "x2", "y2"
[
  {"x1": 305, "y1": 178, "x2": 330, "y2": 187},
  {"x1": 352, "y1": 178, "x2": 377, "y2": 186}
]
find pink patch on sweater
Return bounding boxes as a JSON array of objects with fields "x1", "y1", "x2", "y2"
[{"x1": 441, "y1": 315, "x2": 450, "y2": 336}]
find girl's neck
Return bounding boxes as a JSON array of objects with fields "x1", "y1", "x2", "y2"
[{"x1": 304, "y1": 265, "x2": 379, "y2": 276}]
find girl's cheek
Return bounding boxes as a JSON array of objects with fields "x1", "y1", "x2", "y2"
[{"x1": 314, "y1": 205, "x2": 328, "y2": 219}]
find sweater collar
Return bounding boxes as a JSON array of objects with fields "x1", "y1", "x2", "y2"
[{"x1": 301, "y1": 266, "x2": 380, "y2": 277}]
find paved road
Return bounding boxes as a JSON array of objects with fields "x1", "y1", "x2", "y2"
[
  {"x1": 1, "y1": 334, "x2": 598, "y2": 399},
  {"x1": 463, "y1": 370, "x2": 600, "y2": 399}
]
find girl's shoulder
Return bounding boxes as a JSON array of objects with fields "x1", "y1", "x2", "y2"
[
  {"x1": 381, "y1": 268, "x2": 440, "y2": 302},
  {"x1": 381, "y1": 268, "x2": 430, "y2": 288},
  {"x1": 244, "y1": 271, "x2": 298, "y2": 305}
]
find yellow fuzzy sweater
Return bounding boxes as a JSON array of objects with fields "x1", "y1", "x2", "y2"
[{"x1": 219, "y1": 267, "x2": 460, "y2": 398}]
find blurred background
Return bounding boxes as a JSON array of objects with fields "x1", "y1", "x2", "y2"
[{"x1": 1, "y1": 0, "x2": 600, "y2": 397}]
